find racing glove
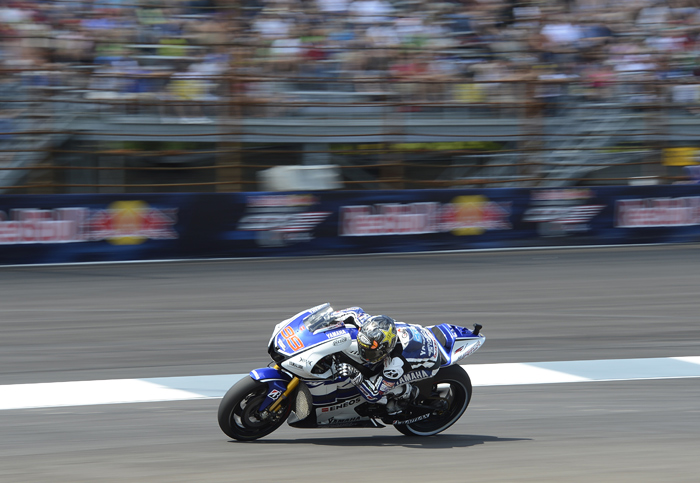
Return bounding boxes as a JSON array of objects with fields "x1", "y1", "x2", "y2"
[{"x1": 338, "y1": 363, "x2": 364, "y2": 386}]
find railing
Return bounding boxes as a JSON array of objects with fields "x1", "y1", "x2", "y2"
[{"x1": 1, "y1": 66, "x2": 699, "y2": 193}]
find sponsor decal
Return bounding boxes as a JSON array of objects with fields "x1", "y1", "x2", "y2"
[
  {"x1": 340, "y1": 202, "x2": 440, "y2": 236},
  {"x1": 393, "y1": 413, "x2": 430, "y2": 425},
  {"x1": 411, "y1": 329, "x2": 423, "y2": 344},
  {"x1": 524, "y1": 189, "x2": 604, "y2": 237},
  {"x1": 397, "y1": 370, "x2": 431, "y2": 385},
  {"x1": 319, "y1": 397, "x2": 362, "y2": 413},
  {"x1": 443, "y1": 195, "x2": 511, "y2": 236},
  {"x1": 324, "y1": 416, "x2": 361, "y2": 426},
  {"x1": 615, "y1": 197, "x2": 700, "y2": 227},
  {"x1": 339, "y1": 197, "x2": 511, "y2": 237},
  {"x1": 238, "y1": 194, "x2": 329, "y2": 247},
  {"x1": 287, "y1": 361, "x2": 303, "y2": 369},
  {"x1": 0, "y1": 202, "x2": 177, "y2": 246},
  {"x1": 325, "y1": 330, "x2": 346, "y2": 339},
  {"x1": 267, "y1": 389, "x2": 283, "y2": 400},
  {"x1": 384, "y1": 357, "x2": 404, "y2": 376},
  {"x1": 332, "y1": 336, "x2": 349, "y2": 346},
  {"x1": 453, "y1": 340, "x2": 482, "y2": 361},
  {"x1": 381, "y1": 328, "x2": 396, "y2": 345},
  {"x1": 384, "y1": 369, "x2": 402, "y2": 379},
  {"x1": 464, "y1": 340, "x2": 482, "y2": 357}
]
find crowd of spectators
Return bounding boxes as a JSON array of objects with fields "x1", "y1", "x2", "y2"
[{"x1": 1, "y1": 0, "x2": 700, "y2": 123}]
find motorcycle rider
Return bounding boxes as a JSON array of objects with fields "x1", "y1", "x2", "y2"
[{"x1": 331, "y1": 307, "x2": 442, "y2": 415}]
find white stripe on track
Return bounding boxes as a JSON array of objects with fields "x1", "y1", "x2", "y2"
[
  {"x1": 0, "y1": 379, "x2": 206, "y2": 411},
  {"x1": 1, "y1": 356, "x2": 699, "y2": 411},
  {"x1": 467, "y1": 363, "x2": 589, "y2": 386}
]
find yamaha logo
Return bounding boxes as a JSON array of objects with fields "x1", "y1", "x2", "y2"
[{"x1": 397, "y1": 370, "x2": 431, "y2": 385}]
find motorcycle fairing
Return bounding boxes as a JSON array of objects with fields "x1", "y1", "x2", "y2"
[
  {"x1": 268, "y1": 303, "x2": 335, "y2": 351},
  {"x1": 429, "y1": 324, "x2": 485, "y2": 367},
  {"x1": 288, "y1": 379, "x2": 378, "y2": 429},
  {"x1": 268, "y1": 304, "x2": 355, "y2": 380},
  {"x1": 269, "y1": 303, "x2": 351, "y2": 358}
]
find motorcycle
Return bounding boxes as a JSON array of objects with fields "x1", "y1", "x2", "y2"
[{"x1": 217, "y1": 303, "x2": 485, "y2": 441}]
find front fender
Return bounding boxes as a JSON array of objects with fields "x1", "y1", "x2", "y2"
[
  {"x1": 250, "y1": 367, "x2": 294, "y2": 412},
  {"x1": 250, "y1": 367, "x2": 292, "y2": 383}
]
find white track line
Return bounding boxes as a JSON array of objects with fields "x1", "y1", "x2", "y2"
[
  {"x1": 0, "y1": 380, "x2": 206, "y2": 411},
  {"x1": 467, "y1": 363, "x2": 589, "y2": 386},
  {"x1": 1, "y1": 356, "x2": 699, "y2": 411}
]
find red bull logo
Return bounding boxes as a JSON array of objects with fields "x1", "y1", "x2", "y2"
[
  {"x1": 441, "y1": 195, "x2": 512, "y2": 236},
  {"x1": 0, "y1": 201, "x2": 177, "y2": 245}
]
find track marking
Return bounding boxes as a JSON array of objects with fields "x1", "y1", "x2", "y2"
[
  {"x1": 1, "y1": 356, "x2": 699, "y2": 411},
  {"x1": 0, "y1": 379, "x2": 205, "y2": 411},
  {"x1": 467, "y1": 363, "x2": 589, "y2": 386}
]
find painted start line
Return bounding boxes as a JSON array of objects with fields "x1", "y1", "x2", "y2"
[{"x1": 1, "y1": 356, "x2": 699, "y2": 411}]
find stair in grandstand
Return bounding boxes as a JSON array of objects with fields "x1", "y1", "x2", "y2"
[
  {"x1": 0, "y1": 112, "x2": 74, "y2": 193},
  {"x1": 538, "y1": 102, "x2": 655, "y2": 187}
]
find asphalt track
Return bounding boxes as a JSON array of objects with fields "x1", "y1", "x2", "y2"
[{"x1": 1, "y1": 245, "x2": 699, "y2": 482}]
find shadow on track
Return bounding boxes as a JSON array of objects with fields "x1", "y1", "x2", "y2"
[{"x1": 230, "y1": 434, "x2": 529, "y2": 449}]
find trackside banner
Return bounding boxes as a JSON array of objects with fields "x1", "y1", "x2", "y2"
[{"x1": 0, "y1": 185, "x2": 699, "y2": 265}]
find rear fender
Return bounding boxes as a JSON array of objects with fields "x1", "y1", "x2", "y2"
[{"x1": 250, "y1": 367, "x2": 293, "y2": 412}]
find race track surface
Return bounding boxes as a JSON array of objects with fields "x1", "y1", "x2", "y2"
[{"x1": 1, "y1": 245, "x2": 699, "y2": 482}]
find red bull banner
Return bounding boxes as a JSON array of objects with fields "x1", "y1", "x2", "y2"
[{"x1": 0, "y1": 185, "x2": 699, "y2": 265}]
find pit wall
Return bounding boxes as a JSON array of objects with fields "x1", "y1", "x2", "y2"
[{"x1": 1, "y1": 186, "x2": 699, "y2": 265}]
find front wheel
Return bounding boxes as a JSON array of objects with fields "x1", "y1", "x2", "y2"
[
  {"x1": 217, "y1": 377, "x2": 292, "y2": 441},
  {"x1": 395, "y1": 365, "x2": 472, "y2": 437}
]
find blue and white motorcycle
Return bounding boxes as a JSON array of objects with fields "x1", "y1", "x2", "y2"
[{"x1": 217, "y1": 303, "x2": 485, "y2": 441}]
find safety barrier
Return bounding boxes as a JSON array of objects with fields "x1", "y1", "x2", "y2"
[{"x1": 1, "y1": 185, "x2": 699, "y2": 265}]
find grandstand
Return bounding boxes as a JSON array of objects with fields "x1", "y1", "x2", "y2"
[{"x1": 2, "y1": 0, "x2": 700, "y2": 192}]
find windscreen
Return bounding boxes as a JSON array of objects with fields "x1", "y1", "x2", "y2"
[{"x1": 304, "y1": 304, "x2": 337, "y2": 333}]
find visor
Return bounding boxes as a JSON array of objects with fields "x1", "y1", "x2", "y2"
[{"x1": 359, "y1": 346, "x2": 384, "y2": 363}]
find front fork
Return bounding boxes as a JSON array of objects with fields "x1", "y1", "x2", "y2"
[
  {"x1": 268, "y1": 374, "x2": 300, "y2": 413},
  {"x1": 250, "y1": 365, "x2": 300, "y2": 414}
]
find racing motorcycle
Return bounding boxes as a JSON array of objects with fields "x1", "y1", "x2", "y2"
[{"x1": 217, "y1": 303, "x2": 485, "y2": 441}]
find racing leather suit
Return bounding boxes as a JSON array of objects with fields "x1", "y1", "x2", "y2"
[{"x1": 333, "y1": 307, "x2": 442, "y2": 406}]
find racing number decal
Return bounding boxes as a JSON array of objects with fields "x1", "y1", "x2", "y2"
[{"x1": 281, "y1": 326, "x2": 305, "y2": 351}]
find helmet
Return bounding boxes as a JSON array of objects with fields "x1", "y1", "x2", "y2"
[{"x1": 356, "y1": 315, "x2": 397, "y2": 363}]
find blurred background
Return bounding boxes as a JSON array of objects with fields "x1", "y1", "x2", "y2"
[{"x1": 2, "y1": 0, "x2": 700, "y2": 193}]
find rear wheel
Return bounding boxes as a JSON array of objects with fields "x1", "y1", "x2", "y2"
[
  {"x1": 217, "y1": 377, "x2": 292, "y2": 441},
  {"x1": 395, "y1": 365, "x2": 472, "y2": 437}
]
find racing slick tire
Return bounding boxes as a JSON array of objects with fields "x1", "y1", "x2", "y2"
[
  {"x1": 218, "y1": 377, "x2": 293, "y2": 441},
  {"x1": 395, "y1": 365, "x2": 472, "y2": 437}
]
